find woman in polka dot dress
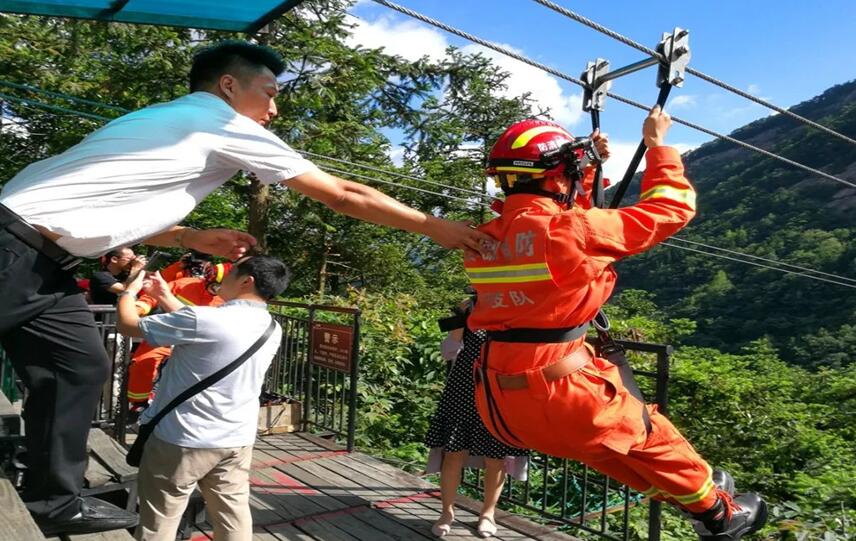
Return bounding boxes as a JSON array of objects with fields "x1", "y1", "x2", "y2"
[{"x1": 424, "y1": 302, "x2": 528, "y2": 538}]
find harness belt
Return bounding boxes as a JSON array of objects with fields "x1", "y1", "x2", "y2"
[
  {"x1": 494, "y1": 345, "x2": 592, "y2": 390},
  {"x1": 487, "y1": 322, "x2": 588, "y2": 343},
  {"x1": 0, "y1": 204, "x2": 81, "y2": 271}
]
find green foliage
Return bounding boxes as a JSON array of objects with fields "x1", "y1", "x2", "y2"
[
  {"x1": 617, "y1": 81, "x2": 856, "y2": 367},
  {"x1": 1, "y1": 6, "x2": 854, "y2": 539}
]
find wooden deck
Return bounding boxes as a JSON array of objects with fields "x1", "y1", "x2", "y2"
[{"x1": 182, "y1": 432, "x2": 580, "y2": 541}]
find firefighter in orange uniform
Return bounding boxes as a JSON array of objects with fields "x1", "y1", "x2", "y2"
[
  {"x1": 126, "y1": 261, "x2": 231, "y2": 408},
  {"x1": 466, "y1": 106, "x2": 766, "y2": 540}
]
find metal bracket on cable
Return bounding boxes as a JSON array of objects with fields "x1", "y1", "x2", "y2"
[
  {"x1": 582, "y1": 27, "x2": 690, "y2": 114},
  {"x1": 578, "y1": 28, "x2": 692, "y2": 209}
]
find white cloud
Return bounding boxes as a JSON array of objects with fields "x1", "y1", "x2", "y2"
[
  {"x1": 346, "y1": 14, "x2": 583, "y2": 128},
  {"x1": 602, "y1": 140, "x2": 700, "y2": 187},
  {"x1": 386, "y1": 144, "x2": 405, "y2": 166},
  {"x1": 747, "y1": 83, "x2": 762, "y2": 95},
  {"x1": 460, "y1": 44, "x2": 583, "y2": 127},
  {"x1": 346, "y1": 15, "x2": 448, "y2": 62},
  {"x1": 669, "y1": 94, "x2": 697, "y2": 109}
]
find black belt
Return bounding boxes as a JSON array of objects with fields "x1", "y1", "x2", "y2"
[
  {"x1": 486, "y1": 322, "x2": 589, "y2": 343},
  {"x1": 0, "y1": 203, "x2": 81, "y2": 271}
]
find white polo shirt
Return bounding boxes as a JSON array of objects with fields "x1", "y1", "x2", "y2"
[
  {"x1": 0, "y1": 92, "x2": 318, "y2": 257},
  {"x1": 138, "y1": 299, "x2": 282, "y2": 449}
]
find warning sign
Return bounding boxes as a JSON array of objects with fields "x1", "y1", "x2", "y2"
[{"x1": 311, "y1": 322, "x2": 353, "y2": 372}]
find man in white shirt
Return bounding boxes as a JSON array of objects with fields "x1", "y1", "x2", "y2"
[
  {"x1": 0, "y1": 40, "x2": 489, "y2": 535},
  {"x1": 116, "y1": 255, "x2": 287, "y2": 541}
]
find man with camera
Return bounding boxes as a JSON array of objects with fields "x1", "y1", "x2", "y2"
[{"x1": 116, "y1": 256, "x2": 287, "y2": 541}]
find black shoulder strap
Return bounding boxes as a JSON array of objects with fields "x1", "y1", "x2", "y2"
[{"x1": 143, "y1": 317, "x2": 277, "y2": 429}]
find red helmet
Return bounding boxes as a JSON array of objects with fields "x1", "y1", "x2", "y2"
[
  {"x1": 486, "y1": 119, "x2": 577, "y2": 189},
  {"x1": 204, "y1": 262, "x2": 232, "y2": 285}
]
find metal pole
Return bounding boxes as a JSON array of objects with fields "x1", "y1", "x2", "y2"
[
  {"x1": 598, "y1": 56, "x2": 660, "y2": 85},
  {"x1": 647, "y1": 345, "x2": 671, "y2": 541},
  {"x1": 346, "y1": 310, "x2": 361, "y2": 451},
  {"x1": 303, "y1": 307, "x2": 316, "y2": 432}
]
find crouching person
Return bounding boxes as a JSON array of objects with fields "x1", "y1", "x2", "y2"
[{"x1": 117, "y1": 256, "x2": 289, "y2": 541}]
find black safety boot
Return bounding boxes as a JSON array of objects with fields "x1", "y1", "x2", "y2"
[
  {"x1": 692, "y1": 491, "x2": 767, "y2": 540},
  {"x1": 712, "y1": 469, "x2": 735, "y2": 496}
]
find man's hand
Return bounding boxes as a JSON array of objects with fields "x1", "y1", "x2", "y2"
[
  {"x1": 643, "y1": 105, "x2": 672, "y2": 148},
  {"x1": 142, "y1": 272, "x2": 169, "y2": 299},
  {"x1": 123, "y1": 267, "x2": 147, "y2": 296},
  {"x1": 183, "y1": 228, "x2": 257, "y2": 259},
  {"x1": 591, "y1": 129, "x2": 610, "y2": 162},
  {"x1": 424, "y1": 217, "x2": 495, "y2": 257}
]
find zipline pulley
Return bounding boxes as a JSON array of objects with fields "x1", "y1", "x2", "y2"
[{"x1": 577, "y1": 27, "x2": 691, "y2": 209}]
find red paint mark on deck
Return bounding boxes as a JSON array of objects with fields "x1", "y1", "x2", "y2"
[
  {"x1": 252, "y1": 449, "x2": 349, "y2": 470},
  {"x1": 255, "y1": 490, "x2": 441, "y2": 530},
  {"x1": 371, "y1": 490, "x2": 440, "y2": 509},
  {"x1": 250, "y1": 471, "x2": 319, "y2": 496}
]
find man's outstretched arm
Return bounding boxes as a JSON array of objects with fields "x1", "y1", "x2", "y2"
[{"x1": 286, "y1": 169, "x2": 492, "y2": 256}]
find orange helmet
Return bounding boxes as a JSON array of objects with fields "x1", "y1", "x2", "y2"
[{"x1": 486, "y1": 119, "x2": 579, "y2": 190}]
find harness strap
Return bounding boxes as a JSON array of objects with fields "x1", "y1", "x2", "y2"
[{"x1": 487, "y1": 322, "x2": 588, "y2": 343}]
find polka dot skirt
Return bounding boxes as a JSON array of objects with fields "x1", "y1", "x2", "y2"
[{"x1": 425, "y1": 329, "x2": 529, "y2": 459}]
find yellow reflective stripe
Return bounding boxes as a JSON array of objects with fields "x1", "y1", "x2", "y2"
[
  {"x1": 641, "y1": 486, "x2": 660, "y2": 497},
  {"x1": 467, "y1": 263, "x2": 548, "y2": 273},
  {"x1": 469, "y1": 274, "x2": 552, "y2": 284},
  {"x1": 511, "y1": 126, "x2": 570, "y2": 149},
  {"x1": 669, "y1": 478, "x2": 716, "y2": 505},
  {"x1": 135, "y1": 302, "x2": 152, "y2": 316},
  {"x1": 466, "y1": 262, "x2": 552, "y2": 284},
  {"x1": 175, "y1": 294, "x2": 197, "y2": 306},
  {"x1": 127, "y1": 391, "x2": 150, "y2": 399},
  {"x1": 495, "y1": 165, "x2": 547, "y2": 174},
  {"x1": 640, "y1": 185, "x2": 697, "y2": 209}
]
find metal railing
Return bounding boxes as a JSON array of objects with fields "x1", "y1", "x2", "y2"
[
  {"x1": 461, "y1": 339, "x2": 672, "y2": 541},
  {"x1": 1, "y1": 301, "x2": 362, "y2": 451},
  {"x1": 266, "y1": 301, "x2": 361, "y2": 451}
]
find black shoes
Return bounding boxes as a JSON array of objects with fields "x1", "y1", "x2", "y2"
[
  {"x1": 692, "y1": 491, "x2": 768, "y2": 540},
  {"x1": 35, "y1": 496, "x2": 139, "y2": 536}
]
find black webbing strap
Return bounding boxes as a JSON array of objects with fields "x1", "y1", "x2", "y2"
[
  {"x1": 479, "y1": 338, "x2": 527, "y2": 447},
  {"x1": 594, "y1": 329, "x2": 653, "y2": 434},
  {"x1": 487, "y1": 322, "x2": 589, "y2": 343},
  {"x1": 590, "y1": 109, "x2": 605, "y2": 208},
  {"x1": 608, "y1": 84, "x2": 673, "y2": 209}
]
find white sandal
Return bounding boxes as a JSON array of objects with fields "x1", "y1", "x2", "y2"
[
  {"x1": 431, "y1": 514, "x2": 453, "y2": 537},
  {"x1": 477, "y1": 516, "x2": 497, "y2": 538}
]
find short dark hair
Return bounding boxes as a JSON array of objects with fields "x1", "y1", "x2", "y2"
[
  {"x1": 233, "y1": 256, "x2": 290, "y2": 300},
  {"x1": 100, "y1": 247, "x2": 131, "y2": 269},
  {"x1": 189, "y1": 40, "x2": 286, "y2": 92}
]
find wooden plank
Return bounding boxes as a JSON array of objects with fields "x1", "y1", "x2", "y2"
[
  {"x1": 293, "y1": 432, "x2": 343, "y2": 452},
  {"x1": 0, "y1": 390, "x2": 21, "y2": 436},
  {"x1": 292, "y1": 517, "x2": 361, "y2": 541},
  {"x1": 84, "y1": 456, "x2": 114, "y2": 488},
  {"x1": 254, "y1": 524, "x2": 315, "y2": 541},
  {"x1": 346, "y1": 508, "x2": 435, "y2": 541},
  {"x1": 0, "y1": 475, "x2": 47, "y2": 541},
  {"x1": 86, "y1": 429, "x2": 137, "y2": 482},
  {"x1": 63, "y1": 529, "x2": 135, "y2": 540}
]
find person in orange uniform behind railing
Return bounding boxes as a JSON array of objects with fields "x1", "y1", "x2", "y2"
[
  {"x1": 126, "y1": 261, "x2": 231, "y2": 409},
  {"x1": 465, "y1": 107, "x2": 766, "y2": 541}
]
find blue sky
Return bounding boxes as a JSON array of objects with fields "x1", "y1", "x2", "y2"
[{"x1": 347, "y1": 0, "x2": 856, "y2": 180}]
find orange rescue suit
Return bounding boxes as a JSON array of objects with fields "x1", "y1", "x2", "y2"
[
  {"x1": 126, "y1": 277, "x2": 224, "y2": 404},
  {"x1": 466, "y1": 147, "x2": 717, "y2": 513}
]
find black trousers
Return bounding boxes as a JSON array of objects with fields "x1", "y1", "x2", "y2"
[{"x1": 0, "y1": 227, "x2": 111, "y2": 519}]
